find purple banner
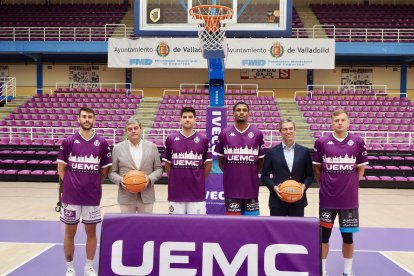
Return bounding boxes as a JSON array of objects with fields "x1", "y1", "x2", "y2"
[
  {"x1": 206, "y1": 173, "x2": 225, "y2": 214},
  {"x1": 99, "y1": 214, "x2": 320, "y2": 275},
  {"x1": 206, "y1": 106, "x2": 227, "y2": 160}
]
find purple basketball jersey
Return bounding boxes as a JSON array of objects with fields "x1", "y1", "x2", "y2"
[
  {"x1": 313, "y1": 133, "x2": 368, "y2": 209},
  {"x1": 57, "y1": 132, "x2": 112, "y2": 206},
  {"x1": 163, "y1": 131, "x2": 212, "y2": 202},
  {"x1": 214, "y1": 124, "x2": 265, "y2": 199}
]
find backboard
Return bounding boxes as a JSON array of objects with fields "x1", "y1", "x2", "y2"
[{"x1": 135, "y1": 0, "x2": 292, "y2": 38}]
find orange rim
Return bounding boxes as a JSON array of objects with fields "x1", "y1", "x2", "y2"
[{"x1": 189, "y1": 4, "x2": 233, "y2": 21}]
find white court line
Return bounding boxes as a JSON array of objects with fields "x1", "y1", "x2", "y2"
[
  {"x1": 2, "y1": 243, "x2": 55, "y2": 275},
  {"x1": 331, "y1": 249, "x2": 414, "y2": 275},
  {"x1": 379, "y1": 251, "x2": 414, "y2": 275}
]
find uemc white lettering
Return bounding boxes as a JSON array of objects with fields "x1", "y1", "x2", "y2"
[
  {"x1": 71, "y1": 163, "x2": 99, "y2": 170},
  {"x1": 173, "y1": 160, "x2": 200, "y2": 166},
  {"x1": 211, "y1": 111, "x2": 222, "y2": 155},
  {"x1": 325, "y1": 164, "x2": 354, "y2": 170},
  {"x1": 228, "y1": 155, "x2": 255, "y2": 162},
  {"x1": 111, "y1": 241, "x2": 309, "y2": 276}
]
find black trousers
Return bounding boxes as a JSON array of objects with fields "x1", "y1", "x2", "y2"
[{"x1": 269, "y1": 205, "x2": 305, "y2": 217}]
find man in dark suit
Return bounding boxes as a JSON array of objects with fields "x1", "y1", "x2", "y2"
[{"x1": 261, "y1": 119, "x2": 314, "y2": 217}]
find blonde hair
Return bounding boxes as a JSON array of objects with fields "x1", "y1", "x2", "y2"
[{"x1": 331, "y1": 109, "x2": 349, "y2": 119}]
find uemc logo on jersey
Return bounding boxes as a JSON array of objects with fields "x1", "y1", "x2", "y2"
[
  {"x1": 68, "y1": 153, "x2": 101, "y2": 172},
  {"x1": 109, "y1": 240, "x2": 310, "y2": 275},
  {"x1": 224, "y1": 146, "x2": 258, "y2": 163},
  {"x1": 323, "y1": 154, "x2": 356, "y2": 173},
  {"x1": 171, "y1": 151, "x2": 202, "y2": 168}
]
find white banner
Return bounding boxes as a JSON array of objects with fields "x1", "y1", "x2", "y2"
[{"x1": 108, "y1": 38, "x2": 335, "y2": 69}]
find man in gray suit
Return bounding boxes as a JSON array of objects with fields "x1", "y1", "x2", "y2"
[{"x1": 109, "y1": 118, "x2": 163, "y2": 213}]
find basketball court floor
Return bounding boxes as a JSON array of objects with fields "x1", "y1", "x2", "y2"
[{"x1": 1, "y1": 182, "x2": 413, "y2": 275}]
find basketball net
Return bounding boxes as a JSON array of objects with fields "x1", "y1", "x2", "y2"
[{"x1": 189, "y1": 5, "x2": 233, "y2": 52}]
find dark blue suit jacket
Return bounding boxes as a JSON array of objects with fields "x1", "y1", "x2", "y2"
[{"x1": 261, "y1": 143, "x2": 314, "y2": 209}]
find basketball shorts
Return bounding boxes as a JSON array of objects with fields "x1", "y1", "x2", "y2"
[
  {"x1": 169, "y1": 201, "x2": 206, "y2": 215},
  {"x1": 225, "y1": 198, "x2": 260, "y2": 216},
  {"x1": 319, "y1": 207, "x2": 359, "y2": 233},
  {"x1": 60, "y1": 204, "x2": 101, "y2": 225}
]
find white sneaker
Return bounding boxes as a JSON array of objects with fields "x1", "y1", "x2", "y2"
[
  {"x1": 84, "y1": 266, "x2": 97, "y2": 276},
  {"x1": 322, "y1": 272, "x2": 329, "y2": 276},
  {"x1": 66, "y1": 267, "x2": 76, "y2": 276},
  {"x1": 343, "y1": 273, "x2": 354, "y2": 276}
]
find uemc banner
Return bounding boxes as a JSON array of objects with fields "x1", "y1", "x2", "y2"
[
  {"x1": 100, "y1": 214, "x2": 320, "y2": 275},
  {"x1": 108, "y1": 38, "x2": 335, "y2": 69}
]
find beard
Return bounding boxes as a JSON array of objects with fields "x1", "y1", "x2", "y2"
[{"x1": 80, "y1": 122, "x2": 93, "y2": 131}]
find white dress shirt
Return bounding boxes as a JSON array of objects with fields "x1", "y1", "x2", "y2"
[
  {"x1": 128, "y1": 139, "x2": 143, "y2": 169},
  {"x1": 282, "y1": 142, "x2": 295, "y2": 173}
]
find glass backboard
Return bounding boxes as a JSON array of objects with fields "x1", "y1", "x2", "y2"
[{"x1": 135, "y1": 0, "x2": 292, "y2": 37}]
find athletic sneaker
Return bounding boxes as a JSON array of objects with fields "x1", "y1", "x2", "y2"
[
  {"x1": 66, "y1": 267, "x2": 76, "y2": 276},
  {"x1": 84, "y1": 266, "x2": 97, "y2": 276},
  {"x1": 322, "y1": 272, "x2": 329, "y2": 276},
  {"x1": 343, "y1": 273, "x2": 354, "y2": 276}
]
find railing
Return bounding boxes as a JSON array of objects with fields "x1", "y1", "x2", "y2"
[
  {"x1": 1, "y1": 25, "x2": 413, "y2": 43},
  {"x1": 258, "y1": 90, "x2": 275, "y2": 98},
  {"x1": 0, "y1": 25, "x2": 133, "y2": 41},
  {"x1": 322, "y1": 131, "x2": 414, "y2": 146},
  {"x1": 308, "y1": 84, "x2": 387, "y2": 94},
  {"x1": 142, "y1": 128, "x2": 282, "y2": 148},
  {"x1": 163, "y1": 89, "x2": 181, "y2": 96},
  {"x1": 0, "y1": 126, "x2": 117, "y2": 144},
  {"x1": 0, "y1": 77, "x2": 17, "y2": 104},
  {"x1": 55, "y1": 82, "x2": 131, "y2": 89}
]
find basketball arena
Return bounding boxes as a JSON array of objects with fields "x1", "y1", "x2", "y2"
[{"x1": 0, "y1": 0, "x2": 414, "y2": 275}]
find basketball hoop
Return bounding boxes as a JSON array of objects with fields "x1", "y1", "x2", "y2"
[{"x1": 189, "y1": 5, "x2": 233, "y2": 52}]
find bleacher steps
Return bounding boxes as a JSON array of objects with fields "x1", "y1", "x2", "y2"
[
  {"x1": 275, "y1": 98, "x2": 314, "y2": 148},
  {"x1": 0, "y1": 96, "x2": 31, "y2": 120},
  {"x1": 295, "y1": 7, "x2": 327, "y2": 38},
  {"x1": 134, "y1": 97, "x2": 162, "y2": 129},
  {"x1": 113, "y1": 8, "x2": 134, "y2": 37}
]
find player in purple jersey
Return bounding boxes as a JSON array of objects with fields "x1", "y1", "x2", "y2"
[
  {"x1": 313, "y1": 109, "x2": 368, "y2": 276},
  {"x1": 57, "y1": 107, "x2": 112, "y2": 276},
  {"x1": 214, "y1": 102, "x2": 265, "y2": 216},
  {"x1": 163, "y1": 107, "x2": 212, "y2": 214}
]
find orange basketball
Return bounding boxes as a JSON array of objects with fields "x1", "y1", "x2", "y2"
[
  {"x1": 279, "y1": 180, "x2": 303, "y2": 203},
  {"x1": 122, "y1": 170, "x2": 147, "y2": 193}
]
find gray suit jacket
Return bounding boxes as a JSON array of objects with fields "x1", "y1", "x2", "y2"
[{"x1": 109, "y1": 139, "x2": 163, "y2": 204}]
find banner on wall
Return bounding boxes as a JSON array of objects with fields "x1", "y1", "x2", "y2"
[
  {"x1": 0, "y1": 66, "x2": 9, "y2": 78},
  {"x1": 99, "y1": 213, "x2": 320, "y2": 275},
  {"x1": 240, "y1": 69, "x2": 290, "y2": 79},
  {"x1": 341, "y1": 68, "x2": 373, "y2": 91},
  {"x1": 108, "y1": 38, "x2": 335, "y2": 69},
  {"x1": 69, "y1": 65, "x2": 99, "y2": 87}
]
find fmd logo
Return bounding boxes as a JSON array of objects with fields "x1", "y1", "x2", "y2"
[
  {"x1": 129, "y1": 59, "x2": 153, "y2": 66},
  {"x1": 242, "y1": 59, "x2": 266, "y2": 66}
]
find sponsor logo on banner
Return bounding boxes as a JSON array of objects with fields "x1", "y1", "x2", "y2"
[
  {"x1": 270, "y1": 42, "x2": 284, "y2": 58},
  {"x1": 157, "y1": 41, "x2": 170, "y2": 57},
  {"x1": 99, "y1": 214, "x2": 320, "y2": 275}
]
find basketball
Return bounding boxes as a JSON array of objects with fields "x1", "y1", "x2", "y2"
[
  {"x1": 279, "y1": 180, "x2": 303, "y2": 203},
  {"x1": 122, "y1": 170, "x2": 147, "y2": 193}
]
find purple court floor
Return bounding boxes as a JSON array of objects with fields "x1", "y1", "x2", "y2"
[{"x1": 1, "y1": 220, "x2": 413, "y2": 275}]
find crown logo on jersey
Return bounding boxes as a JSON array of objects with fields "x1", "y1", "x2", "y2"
[
  {"x1": 94, "y1": 140, "x2": 100, "y2": 146},
  {"x1": 173, "y1": 151, "x2": 203, "y2": 160},
  {"x1": 347, "y1": 140, "x2": 354, "y2": 146},
  {"x1": 248, "y1": 132, "x2": 254, "y2": 138},
  {"x1": 224, "y1": 146, "x2": 259, "y2": 155},
  {"x1": 194, "y1": 137, "x2": 200, "y2": 144},
  {"x1": 68, "y1": 153, "x2": 101, "y2": 164},
  {"x1": 323, "y1": 154, "x2": 356, "y2": 164},
  {"x1": 229, "y1": 132, "x2": 236, "y2": 137}
]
